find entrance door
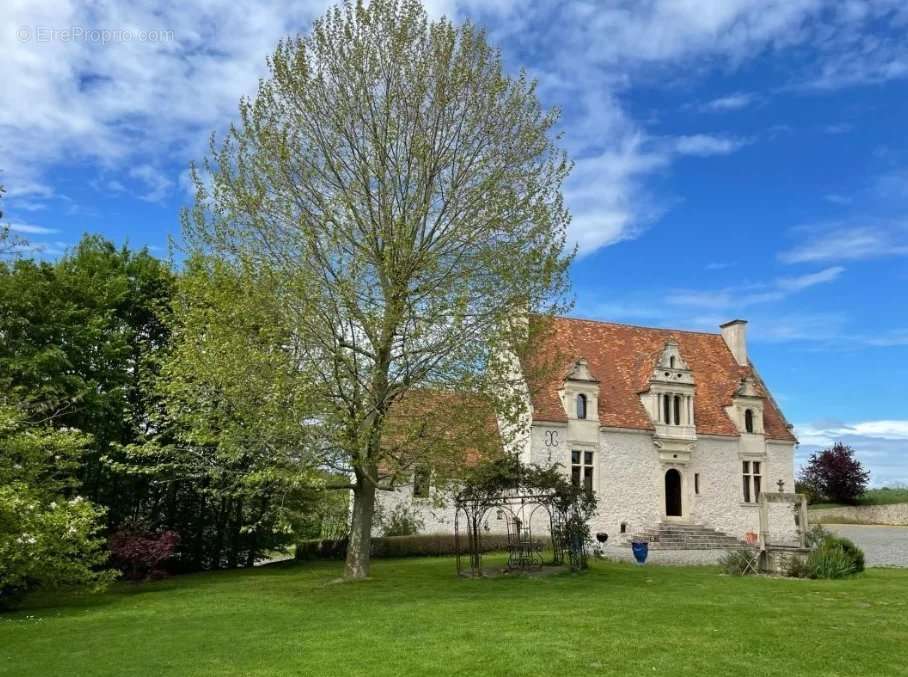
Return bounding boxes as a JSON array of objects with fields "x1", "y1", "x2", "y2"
[{"x1": 665, "y1": 469, "x2": 682, "y2": 517}]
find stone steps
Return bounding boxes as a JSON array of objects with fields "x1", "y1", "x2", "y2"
[{"x1": 626, "y1": 522, "x2": 746, "y2": 551}]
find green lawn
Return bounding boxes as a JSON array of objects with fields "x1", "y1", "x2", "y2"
[
  {"x1": 811, "y1": 487, "x2": 908, "y2": 510},
  {"x1": 2, "y1": 557, "x2": 908, "y2": 677}
]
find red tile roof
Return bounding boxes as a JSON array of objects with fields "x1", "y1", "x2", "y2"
[{"x1": 527, "y1": 316, "x2": 796, "y2": 442}]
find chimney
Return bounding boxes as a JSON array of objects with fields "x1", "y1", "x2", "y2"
[{"x1": 720, "y1": 320, "x2": 748, "y2": 366}]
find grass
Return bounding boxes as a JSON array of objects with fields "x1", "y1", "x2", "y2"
[
  {"x1": 2, "y1": 557, "x2": 908, "y2": 677},
  {"x1": 811, "y1": 487, "x2": 908, "y2": 510}
]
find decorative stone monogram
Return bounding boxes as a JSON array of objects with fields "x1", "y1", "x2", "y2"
[{"x1": 544, "y1": 430, "x2": 559, "y2": 448}]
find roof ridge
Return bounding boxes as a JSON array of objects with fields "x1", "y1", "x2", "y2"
[{"x1": 553, "y1": 314, "x2": 723, "y2": 337}]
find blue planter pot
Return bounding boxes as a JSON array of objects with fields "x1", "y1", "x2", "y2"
[{"x1": 631, "y1": 541, "x2": 649, "y2": 565}]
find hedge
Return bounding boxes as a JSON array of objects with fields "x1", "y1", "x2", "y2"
[{"x1": 295, "y1": 532, "x2": 526, "y2": 560}]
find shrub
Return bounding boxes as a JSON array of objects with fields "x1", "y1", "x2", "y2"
[
  {"x1": 784, "y1": 554, "x2": 812, "y2": 579},
  {"x1": 826, "y1": 535, "x2": 864, "y2": 573},
  {"x1": 808, "y1": 542, "x2": 857, "y2": 579},
  {"x1": 295, "y1": 533, "x2": 516, "y2": 560},
  {"x1": 719, "y1": 549, "x2": 757, "y2": 576},
  {"x1": 1, "y1": 404, "x2": 116, "y2": 607},
  {"x1": 380, "y1": 503, "x2": 425, "y2": 537},
  {"x1": 1, "y1": 490, "x2": 116, "y2": 608},
  {"x1": 804, "y1": 534, "x2": 865, "y2": 579},
  {"x1": 109, "y1": 529, "x2": 180, "y2": 581}
]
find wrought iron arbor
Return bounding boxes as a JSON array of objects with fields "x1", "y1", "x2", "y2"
[{"x1": 454, "y1": 489, "x2": 587, "y2": 576}]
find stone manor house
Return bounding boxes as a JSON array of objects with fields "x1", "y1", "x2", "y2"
[{"x1": 379, "y1": 316, "x2": 797, "y2": 551}]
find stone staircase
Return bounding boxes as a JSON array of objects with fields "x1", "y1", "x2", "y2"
[{"x1": 627, "y1": 523, "x2": 745, "y2": 550}]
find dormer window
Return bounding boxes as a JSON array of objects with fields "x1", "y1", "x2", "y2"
[
  {"x1": 576, "y1": 394, "x2": 587, "y2": 419},
  {"x1": 744, "y1": 409, "x2": 754, "y2": 433},
  {"x1": 657, "y1": 392, "x2": 692, "y2": 426},
  {"x1": 646, "y1": 340, "x2": 695, "y2": 432}
]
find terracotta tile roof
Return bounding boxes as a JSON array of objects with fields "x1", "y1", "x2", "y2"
[
  {"x1": 382, "y1": 389, "x2": 503, "y2": 476},
  {"x1": 527, "y1": 316, "x2": 796, "y2": 442}
]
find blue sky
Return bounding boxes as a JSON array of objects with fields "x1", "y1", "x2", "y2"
[{"x1": 3, "y1": 1, "x2": 907, "y2": 483}]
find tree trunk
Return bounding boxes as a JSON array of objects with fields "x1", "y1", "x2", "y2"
[{"x1": 344, "y1": 477, "x2": 376, "y2": 579}]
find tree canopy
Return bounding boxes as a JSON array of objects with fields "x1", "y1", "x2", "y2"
[{"x1": 185, "y1": 0, "x2": 573, "y2": 578}]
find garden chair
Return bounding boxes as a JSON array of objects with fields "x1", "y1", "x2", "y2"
[{"x1": 742, "y1": 531, "x2": 762, "y2": 575}]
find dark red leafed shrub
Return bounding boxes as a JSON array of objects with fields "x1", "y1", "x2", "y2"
[
  {"x1": 109, "y1": 530, "x2": 181, "y2": 581},
  {"x1": 798, "y1": 442, "x2": 870, "y2": 505}
]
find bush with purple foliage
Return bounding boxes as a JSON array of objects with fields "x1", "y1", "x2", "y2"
[
  {"x1": 798, "y1": 442, "x2": 870, "y2": 505},
  {"x1": 109, "y1": 529, "x2": 180, "y2": 581}
]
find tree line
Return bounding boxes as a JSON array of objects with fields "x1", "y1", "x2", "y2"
[{"x1": 0, "y1": 234, "x2": 350, "y2": 601}]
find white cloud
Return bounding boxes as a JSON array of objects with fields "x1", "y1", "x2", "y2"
[
  {"x1": 5, "y1": 0, "x2": 908, "y2": 254},
  {"x1": 695, "y1": 92, "x2": 757, "y2": 112},
  {"x1": 779, "y1": 224, "x2": 908, "y2": 263},
  {"x1": 673, "y1": 134, "x2": 752, "y2": 157},
  {"x1": 129, "y1": 165, "x2": 174, "y2": 203},
  {"x1": 668, "y1": 266, "x2": 844, "y2": 309},
  {"x1": 8, "y1": 223, "x2": 60, "y2": 235},
  {"x1": 566, "y1": 134, "x2": 672, "y2": 255},
  {"x1": 749, "y1": 312, "x2": 849, "y2": 343},
  {"x1": 2, "y1": 0, "x2": 334, "y2": 204},
  {"x1": 775, "y1": 266, "x2": 845, "y2": 292},
  {"x1": 794, "y1": 419, "x2": 908, "y2": 486}
]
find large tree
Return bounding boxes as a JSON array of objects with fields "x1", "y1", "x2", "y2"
[{"x1": 185, "y1": 0, "x2": 573, "y2": 578}]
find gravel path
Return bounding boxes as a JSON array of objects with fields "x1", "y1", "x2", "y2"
[{"x1": 825, "y1": 524, "x2": 908, "y2": 567}]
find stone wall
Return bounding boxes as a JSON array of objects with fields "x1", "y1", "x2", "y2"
[
  {"x1": 374, "y1": 482, "x2": 460, "y2": 536},
  {"x1": 810, "y1": 503, "x2": 908, "y2": 526}
]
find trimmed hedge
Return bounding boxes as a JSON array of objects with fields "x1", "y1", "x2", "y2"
[{"x1": 295, "y1": 533, "x2": 523, "y2": 560}]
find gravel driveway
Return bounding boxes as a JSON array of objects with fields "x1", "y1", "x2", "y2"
[{"x1": 825, "y1": 524, "x2": 908, "y2": 567}]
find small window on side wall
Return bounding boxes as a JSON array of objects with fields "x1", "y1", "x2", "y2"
[
  {"x1": 744, "y1": 409, "x2": 754, "y2": 433},
  {"x1": 576, "y1": 393, "x2": 587, "y2": 420}
]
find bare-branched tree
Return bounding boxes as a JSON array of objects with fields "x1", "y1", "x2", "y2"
[{"x1": 184, "y1": 0, "x2": 573, "y2": 579}]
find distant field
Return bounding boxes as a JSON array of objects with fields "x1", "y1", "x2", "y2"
[
  {"x1": 2, "y1": 557, "x2": 908, "y2": 676},
  {"x1": 811, "y1": 487, "x2": 908, "y2": 510}
]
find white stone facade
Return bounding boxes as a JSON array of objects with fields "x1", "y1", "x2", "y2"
[
  {"x1": 522, "y1": 423, "x2": 795, "y2": 543},
  {"x1": 376, "y1": 420, "x2": 795, "y2": 544}
]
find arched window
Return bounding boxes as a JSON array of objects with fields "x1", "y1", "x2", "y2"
[
  {"x1": 576, "y1": 394, "x2": 587, "y2": 420},
  {"x1": 669, "y1": 356, "x2": 676, "y2": 368},
  {"x1": 674, "y1": 395, "x2": 682, "y2": 425},
  {"x1": 663, "y1": 394, "x2": 671, "y2": 424},
  {"x1": 744, "y1": 409, "x2": 754, "y2": 434}
]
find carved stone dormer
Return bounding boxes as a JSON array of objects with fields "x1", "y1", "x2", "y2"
[
  {"x1": 726, "y1": 376, "x2": 765, "y2": 435},
  {"x1": 650, "y1": 340, "x2": 695, "y2": 387},
  {"x1": 557, "y1": 358, "x2": 601, "y2": 449},
  {"x1": 641, "y1": 340, "x2": 697, "y2": 463},
  {"x1": 560, "y1": 358, "x2": 600, "y2": 427},
  {"x1": 567, "y1": 358, "x2": 596, "y2": 383}
]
